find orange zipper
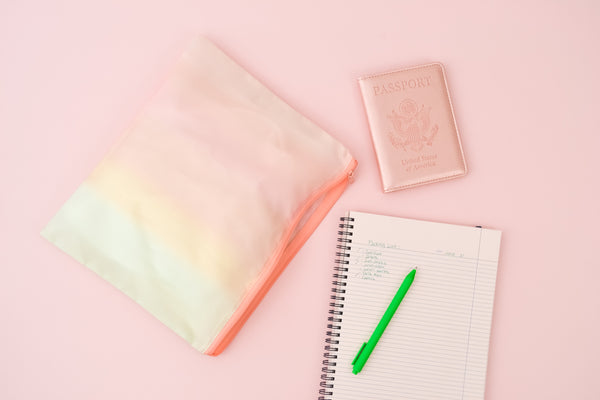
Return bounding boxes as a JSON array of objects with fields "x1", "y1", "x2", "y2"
[{"x1": 205, "y1": 158, "x2": 358, "y2": 355}]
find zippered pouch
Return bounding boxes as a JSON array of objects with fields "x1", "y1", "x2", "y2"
[{"x1": 42, "y1": 37, "x2": 357, "y2": 355}]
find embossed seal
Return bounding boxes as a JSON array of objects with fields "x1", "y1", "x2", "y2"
[{"x1": 387, "y1": 99, "x2": 438, "y2": 152}]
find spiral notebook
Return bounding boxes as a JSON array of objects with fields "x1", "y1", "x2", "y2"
[{"x1": 318, "y1": 211, "x2": 502, "y2": 400}]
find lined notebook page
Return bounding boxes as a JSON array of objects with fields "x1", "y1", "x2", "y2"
[{"x1": 329, "y1": 211, "x2": 501, "y2": 400}]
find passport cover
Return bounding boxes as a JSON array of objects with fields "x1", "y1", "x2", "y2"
[{"x1": 358, "y1": 63, "x2": 467, "y2": 192}]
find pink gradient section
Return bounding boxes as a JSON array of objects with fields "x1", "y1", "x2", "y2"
[{"x1": 1, "y1": 1, "x2": 599, "y2": 399}]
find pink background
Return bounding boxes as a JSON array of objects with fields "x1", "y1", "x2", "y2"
[{"x1": 1, "y1": 1, "x2": 599, "y2": 399}]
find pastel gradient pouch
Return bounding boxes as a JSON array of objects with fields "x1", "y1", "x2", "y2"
[{"x1": 42, "y1": 37, "x2": 356, "y2": 355}]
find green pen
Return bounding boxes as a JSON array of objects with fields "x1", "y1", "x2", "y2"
[{"x1": 351, "y1": 268, "x2": 416, "y2": 375}]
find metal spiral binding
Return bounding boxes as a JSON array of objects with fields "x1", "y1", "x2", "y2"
[{"x1": 318, "y1": 215, "x2": 354, "y2": 400}]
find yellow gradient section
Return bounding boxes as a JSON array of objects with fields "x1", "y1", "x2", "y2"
[{"x1": 88, "y1": 159, "x2": 243, "y2": 293}]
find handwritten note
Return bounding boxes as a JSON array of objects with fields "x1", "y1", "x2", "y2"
[{"x1": 352, "y1": 246, "x2": 390, "y2": 280}]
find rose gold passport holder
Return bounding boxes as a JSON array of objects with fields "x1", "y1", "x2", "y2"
[{"x1": 358, "y1": 63, "x2": 467, "y2": 192}]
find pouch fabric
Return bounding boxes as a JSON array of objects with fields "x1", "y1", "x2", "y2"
[{"x1": 42, "y1": 37, "x2": 357, "y2": 355}]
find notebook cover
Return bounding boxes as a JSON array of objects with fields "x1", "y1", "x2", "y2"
[
  {"x1": 358, "y1": 63, "x2": 467, "y2": 192},
  {"x1": 318, "y1": 211, "x2": 501, "y2": 400}
]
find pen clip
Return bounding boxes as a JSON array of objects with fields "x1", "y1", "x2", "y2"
[{"x1": 352, "y1": 342, "x2": 367, "y2": 366}]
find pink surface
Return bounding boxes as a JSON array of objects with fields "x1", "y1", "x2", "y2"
[{"x1": 1, "y1": 1, "x2": 599, "y2": 399}]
